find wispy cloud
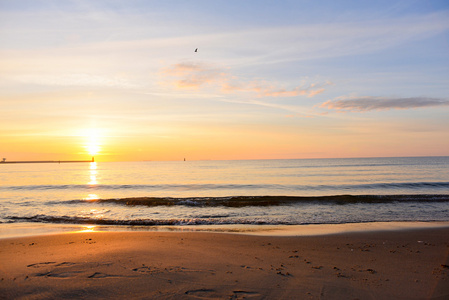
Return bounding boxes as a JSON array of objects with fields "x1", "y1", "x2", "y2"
[
  {"x1": 6, "y1": 73, "x2": 137, "y2": 88},
  {"x1": 222, "y1": 81, "x2": 329, "y2": 98},
  {"x1": 162, "y1": 62, "x2": 330, "y2": 98},
  {"x1": 162, "y1": 63, "x2": 227, "y2": 89},
  {"x1": 176, "y1": 11, "x2": 449, "y2": 67},
  {"x1": 217, "y1": 98, "x2": 321, "y2": 118},
  {"x1": 320, "y1": 96, "x2": 449, "y2": 112},
  {"x1": 2, "y1": 8, "x2": 447, "y2": 93}
]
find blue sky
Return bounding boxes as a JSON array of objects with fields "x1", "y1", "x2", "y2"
[{"x1": 1, "y1": 0, "x2": 448, "y2": 160}]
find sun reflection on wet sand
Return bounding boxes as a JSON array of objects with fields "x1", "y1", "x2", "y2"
[{"x1": 78, "y1": 225, "x2": 97, "y2": 233}]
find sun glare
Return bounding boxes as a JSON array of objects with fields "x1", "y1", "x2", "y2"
[
  {"x1": 83, "y1": 129, "x2": 102, "y2": 156},
  {"x1": 87, "y1": 143, "x2": 100, "y2": 156}
]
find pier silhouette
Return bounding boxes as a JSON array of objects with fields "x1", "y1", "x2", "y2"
[{"x1": 1, "y1": 157, "x2": 95, "y2": 164}]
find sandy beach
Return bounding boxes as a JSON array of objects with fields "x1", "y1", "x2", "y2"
[{"x1": 1, "y1": 226, "x2": 448, "y2": 299}]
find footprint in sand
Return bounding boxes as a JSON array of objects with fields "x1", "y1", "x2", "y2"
[
  {"x1": 55, "y1": 262, "x2": 76, "y2": 267},
  {"x1": 29, "y1": 261, "x2": 123, "y2": 279},
  {"x1": 27, "y1": 261, "x2": 76, "y2": 268},
  {"x1": 231, "y1": 291, "x2": 261, "y2": 299},
  {"x1": 185, "y1": 289, "x2": 260, "y2": 299},
  {"x1": 185, "y1": 289, "x2": 219, "y2": 299},
  {"x1": 27, "y1": 262, "x2": 57, "y2": 268},
  {"x1": 88, "y1": 272, "x2": 122, "y2": 279},
  {"x1": 34, "y1": 271, "x2": 83, "y2": 278},
  {"x1": 132, "y1": 266, "x2": 153, "y2": 273}
]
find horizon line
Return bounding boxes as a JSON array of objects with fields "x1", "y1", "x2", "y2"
[
  {"x1": 88, "y1": 154, "x2": 449, "y2": 163},
  {"x1": 2, "y1": 155, "x2": 448, "y2": 164}
]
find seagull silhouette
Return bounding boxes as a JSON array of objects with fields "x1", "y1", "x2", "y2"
[{"x1": 195, "y1": 48, "x2": 198, "y2": 52}]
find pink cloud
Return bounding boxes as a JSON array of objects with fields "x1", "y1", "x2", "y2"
[
  {"x1": 162, "y1": 63, "x2": 227, "y2": 89},
  {"x1": 163, "y1": 62, "x2": 330, "y2": 97}
]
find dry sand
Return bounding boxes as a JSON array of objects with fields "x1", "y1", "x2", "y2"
[{"x1": 1, "y1": 226, "x2": 448, "y2": 299}]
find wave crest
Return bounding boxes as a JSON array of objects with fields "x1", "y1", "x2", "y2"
[{"x1": 60, "y1": 194, "x2": 449, "y2": 208}]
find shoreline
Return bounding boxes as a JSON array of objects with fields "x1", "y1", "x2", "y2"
[
  {"x1": 1, "y1": 226, "x2": 448, "y2": 299},
  {"x1": 1, "y1": 221, "x2": 449, "y2": 239}
]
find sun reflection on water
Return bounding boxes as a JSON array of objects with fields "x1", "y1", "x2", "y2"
[
  {"x1": 88, "y1": 162, "x2": 98, "y2": 185},
  {"x1": 85, "y1": 194, "x2": 99, "y2": 201}
]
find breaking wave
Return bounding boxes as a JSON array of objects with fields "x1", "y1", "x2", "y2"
[{"x1": 60, "y1": 194, "x2": 449, "y2": 207}]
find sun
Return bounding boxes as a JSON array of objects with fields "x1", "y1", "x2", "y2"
[
  {"x1": 87, "y1": 142, "x2": 100, "y2": 156},
  {"x1": 84, "y1": 129, "x2": 102, "y2": 156}
]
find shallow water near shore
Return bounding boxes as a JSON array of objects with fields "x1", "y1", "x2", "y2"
[
  {"x1": 1, "y1": 156, "x2": 449, "y2": 237},
  {"x1": 2, "y1": 221, "x2": 449, "y2": 240}
]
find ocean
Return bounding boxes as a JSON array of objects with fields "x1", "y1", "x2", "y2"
[{"x1": 1, "y1": 157, "x2": 449, "y2": 237}]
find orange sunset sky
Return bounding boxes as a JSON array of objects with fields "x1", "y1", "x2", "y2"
[{"x1": 1, "y1": 0, "x2": 449, "y2": 162}]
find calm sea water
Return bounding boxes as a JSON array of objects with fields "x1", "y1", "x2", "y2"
[{"x1": 1, "y1": 157, "x2": 449, "y2": 236}]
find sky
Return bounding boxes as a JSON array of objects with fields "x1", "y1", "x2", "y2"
[{"x1": 1, "y1": 0, "x2": 449, "y2": 161}]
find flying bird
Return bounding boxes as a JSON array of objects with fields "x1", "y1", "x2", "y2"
[{"x1": 195, "y1": 48, "x2": 198, "y2": 52}]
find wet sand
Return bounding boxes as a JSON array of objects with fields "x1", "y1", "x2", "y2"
[{"x1": 1, "y1": 227, "x2": 448, "y2": 299}]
